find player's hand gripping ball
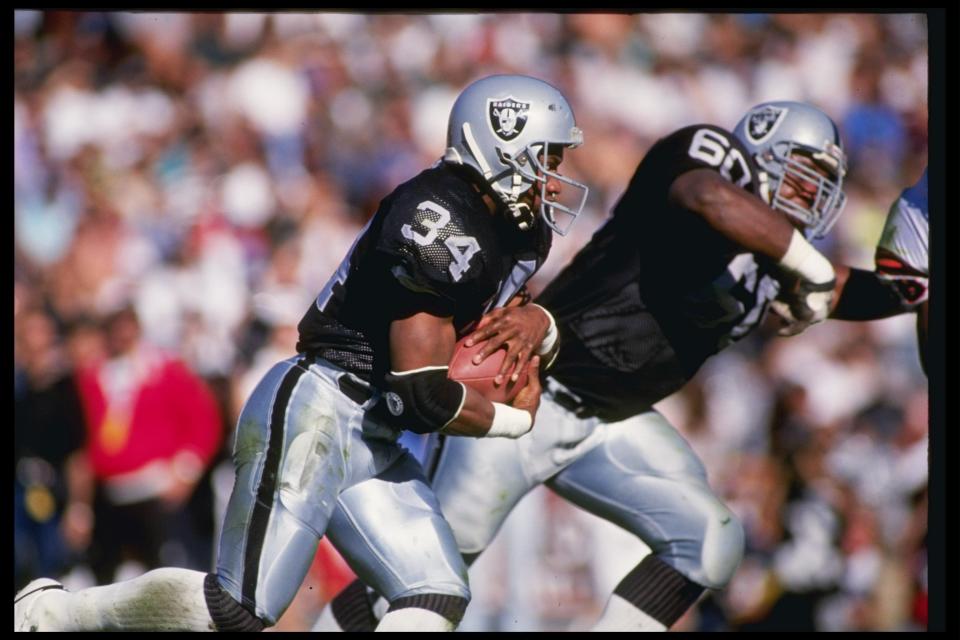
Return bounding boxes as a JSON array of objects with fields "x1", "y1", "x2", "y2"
[{"x1": 448, "y1": 335, "x2": 529, "y2": 404}]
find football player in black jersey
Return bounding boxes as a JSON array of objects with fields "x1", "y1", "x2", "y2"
[
  {"x1": 313, "y1": 101, "x2": 852, "y2": 631},
  {"x1": 14, "y1": 74, "x2": 589, "y2": 632}
]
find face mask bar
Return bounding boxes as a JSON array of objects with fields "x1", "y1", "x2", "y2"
[
  {"x1": 527, "y1": 142, "x2": 589, "y2": 236},
  {"x1": 770, "y1": 142, "x2": 847, "y2": 239},
  {"x1": 463, "y1": 122, "x2": 589, "y2": 236},
  {"x1": 501, "y1": 141, "x2": 589, "y2": 236}
]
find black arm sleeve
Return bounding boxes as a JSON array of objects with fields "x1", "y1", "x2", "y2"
[
  {"x1": 382, "y1": 368, "x2": 466, "y2": 433},
  {"x1": 831, "y1": 268, "x2": 913, "y2": 321}
]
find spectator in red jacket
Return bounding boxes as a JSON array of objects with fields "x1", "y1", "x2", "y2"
[{"x1": 75, "y1": 305, "x2": 222, "y2": 584}]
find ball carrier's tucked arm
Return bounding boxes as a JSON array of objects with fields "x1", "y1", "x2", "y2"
[{"x1": 387, "y1": 310, "x2": 542, "y2": 439}]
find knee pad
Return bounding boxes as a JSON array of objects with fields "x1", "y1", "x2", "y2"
[
  {"x1": 698, "y1": 509, "x2": 745, "y2": 589},
  {"x1": 203, "y1": 574, "x2": 266, "y2": 632},
  {"x1": 388, "y1": 593, "x2": 470, "y2": 627}
]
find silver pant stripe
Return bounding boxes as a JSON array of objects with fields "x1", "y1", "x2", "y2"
[{"x1": 241, "y1": 356, "x2": 307, "y2": 609}]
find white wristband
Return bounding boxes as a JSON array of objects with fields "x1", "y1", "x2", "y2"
[
  {"x1": 487, "y1": 402, "x2": 533, "y2": 438},
  {"x1": 778, "y1": 229, "x2": 835, "y2": 285},
  {"x1": 531, "y1": 304, "x2": 558, "y2": 356}
]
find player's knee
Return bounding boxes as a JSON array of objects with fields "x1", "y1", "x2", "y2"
[
  {"x1": 659, "y1": 502, "x2": 744, "y2": 590},
  {"x1": 203, "y1": 573, "x2": 267, "y2": 632},
  {"x1": 387, "y1": 589, "x2": 471, "y2": 627},
  {"x1": 453, "y1": 529, "x2": 495, "y2": 558},
  {"x1": 696, "y1": 508, "x2": 745, "y2": 589},
  {"x1": 441, "y1": 505, "x2": 498, "y2": 555}
]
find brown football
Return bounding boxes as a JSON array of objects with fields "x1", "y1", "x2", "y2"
[{"x1": 448, "y1": 336, "x2": 529, "y2": 404}]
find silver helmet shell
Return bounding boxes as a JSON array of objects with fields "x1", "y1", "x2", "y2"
[
  {"x1": 733, "y1": 101, "x2": 847, "y2": 239},
  {"x1": 443, "y1": 74, "x2": 588, "y2": 236}
]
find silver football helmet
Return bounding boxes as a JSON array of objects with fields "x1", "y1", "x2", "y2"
[
  {"x1": 733, "y1": 101, "x2": 847, "y2": 239},
  {"x1": 443, "y1": 74, "x2": 589, "y2": 236}
]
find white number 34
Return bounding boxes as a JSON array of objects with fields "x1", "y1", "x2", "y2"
[{"x1": 402, "y1": 200, "x2": 481, "y2": 282}]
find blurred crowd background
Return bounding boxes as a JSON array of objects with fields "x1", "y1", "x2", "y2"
[{"x1": 14, "y1": 11, "x2": 930, "y2": 632}]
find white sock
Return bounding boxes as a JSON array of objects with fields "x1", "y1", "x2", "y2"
[
  {"x1": 375, "y1": 607, "x2": 455, "y2": 632},
  {"x1": 372, "y1": 593, "x2": 389, "y2": 620},
  {"x1": 311, "y1": 603, "x2": 344, "y2": 631},
  {"x1": 33, "y1": 568, "x2": 215, "y2": 631},
  {"x1": 310, "y1": 587, "x2": 389, "y2": 631},
  {"x1": 592, "y1": 593, "x2": 668, "y2": 631}
]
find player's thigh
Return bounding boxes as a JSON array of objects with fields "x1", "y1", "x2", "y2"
[
  {"x1": 216, "y1": 444, "x2": 330, "y2": 625},
  {"x1": 215, "y1": 357, "x2": 360, "y2": 623},
  {"x1": 547, "y1": 410, "x2": 742, "y2": 588},
  {"x1": 326, "y1": 452, "x2": 469, "y2": 601},
  {"x1": 429, "y1": 431, "x2": 535, "y2": 556}
]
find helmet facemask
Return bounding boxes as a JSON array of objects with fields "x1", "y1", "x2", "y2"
[
  {"x1": 494, "y1": 137, "x2": 589, "y2": 236},
  {"x1": 763, "y1": 140, "x2": 847, "y2": 239},
  {"x1": 735, "y1": 100, "x2": 849, "y2": 240}
]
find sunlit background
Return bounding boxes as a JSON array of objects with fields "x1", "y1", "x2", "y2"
[{"x1": 14, "y1": 11, "x2": 929, "y2": 631}]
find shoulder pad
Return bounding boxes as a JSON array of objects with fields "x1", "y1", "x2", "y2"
[
  {"x1": 659, "y1": 124, "x2": 758, "y2": 191},
  {"x1": 378, "y1": 181, "x2": 491, "y2": 293}
]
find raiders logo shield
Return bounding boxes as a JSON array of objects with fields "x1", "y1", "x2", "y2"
[
  {"x1": 489, "y1": 97, "x2": 530, "y2": 141},
  {"x1": 746, "y1": 105, "x2": 788, "y2": 144}
]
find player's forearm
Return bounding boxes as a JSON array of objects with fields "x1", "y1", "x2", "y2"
[
  {"x1": 442, "y1": 387, "x2": 535, "y2": 438},
  {"x1": 676, "y1": 170, "x2": 840, "y2": 329},
  {"x1": 673, "y1": 170, "x2": 838, "y2": 291},
  {"x1": 830, "y1": 267, "x2": 909, "y2": 320},
  {"x1": 388, "y1": 313, "x2": 531, "y2": 437},
  {"x1": 440, "y1": 387, "x2": 496, "y2": 436},
  {"x1": 670, "y1": 169, "x2": 795, "y2": 261}
]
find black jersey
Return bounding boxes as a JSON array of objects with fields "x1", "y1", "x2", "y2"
[
  {"x1": 538, "y1": 125, "x2": 781, "y2": 422},
  {"x1": 297, "y1": 163, "x2": 552, "y2": 387}
]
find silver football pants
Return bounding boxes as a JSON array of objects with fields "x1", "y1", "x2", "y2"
[
  {"x1": 437, "y1": 382, "x2": 745, "y2": 589},
  {"x1": 334, "y1": 380, "x2": 744, "y2": 591},
  {"x1": 214, "y1": 355, "x2": 468, "y2": 625}
]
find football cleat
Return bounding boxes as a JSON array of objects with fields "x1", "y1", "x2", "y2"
[{"x1": 14, "y1": 578, "x2": 65, "y2": 632}]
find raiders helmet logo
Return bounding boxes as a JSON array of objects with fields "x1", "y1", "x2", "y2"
[
  {"x1": 489, "y1": 97, "x2": 530, "y2": 141},
  {"x1": 746, "y1": 105, "x2": 788, "y2": 145}
]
